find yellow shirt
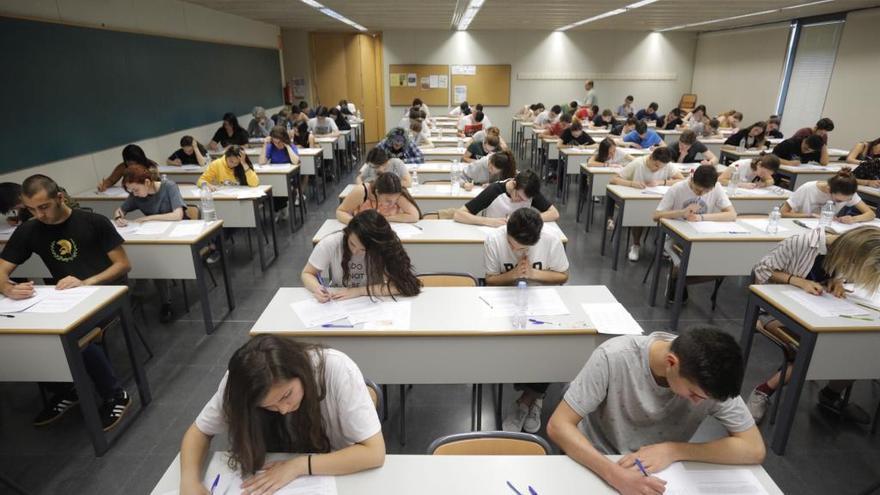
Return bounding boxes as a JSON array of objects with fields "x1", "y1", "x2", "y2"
[{"x1": 198, "y1": 157, "x2": 260, "y2": 187}]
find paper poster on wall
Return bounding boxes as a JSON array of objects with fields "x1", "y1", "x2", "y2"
[
  {"x1": 438, "y1": 75, "x2": 448, "y2": 88},
  {"x1": 291, "y1": 77, "x2": 307, "y2": 98},
  {"x1": 451, "y1": 65, "x2": 476, "y2": 75},
  {"x1": 454, "y1": 85, "x2": 468, "y2": 104},
  {"x1": 429, "y1": 75, "x2": 439, "y2": 88},
  {"x1": 407, "y1": 73, "x2": 417, "y2": 87},
  {"x1": 389, "y1": 73, "x2": 400, "y2": 87},
  {"x1": 420, "y1": 76, "x2": 430, "y2": 89}
]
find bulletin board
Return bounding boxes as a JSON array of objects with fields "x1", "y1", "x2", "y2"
[
  {"x1": 389, "y1": 64, "x2": 449, "y2": 107},
  {"x1": 450, "y1": 64, "x2": 511, "y2": 106}
]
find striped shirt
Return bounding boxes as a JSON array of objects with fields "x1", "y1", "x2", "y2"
[{"x1": 753, "y1": 228, "x2": 827, "y2": 284}]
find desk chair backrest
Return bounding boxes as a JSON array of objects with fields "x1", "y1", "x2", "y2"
[
  {"x1": 364, "y1": 378, "x2": 383, "y2": 414},
  {"x1": 417, "y1": 273, "x2": 478, "y2": 287},
  {"x1": 185, "y1": 204, "x2": 201, "y2": 220},
  {"x1": 428, "y1": 431, "x2": 552, "y2": 455},
  {"x1": 679, "y1": 94, "x2": 697, "y2": 113}
]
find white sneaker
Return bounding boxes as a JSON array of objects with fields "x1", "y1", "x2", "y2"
[
  {"x1": 606, "y1": 219, "x2": 615, "y2": 231},
  {"x1": 747, "y1": 388, "x2": 770, "y2": 423},
  {"x1": 628, "y1": 245, "x2": 640, "y2": 262},
  {"x1": 502, "y1": 400, "x2": 529, "y2": 432},
  {"x1": 523, "y1": 398, "x2": 543, "y2": 434},
  {"x1": 280, "y1": 206, "x2": 289, "y2": 221}
]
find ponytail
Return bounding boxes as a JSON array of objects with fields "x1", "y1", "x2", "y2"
[
  {"x1": 490, "y1": 150, "x2": 517, "y2": 180},
  {"x1": 828, "y1": 168, "x2": 857, "y2": 196}
]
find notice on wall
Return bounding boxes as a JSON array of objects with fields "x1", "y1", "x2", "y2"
[
  {"x1": 454, "y1": 85, "x2": 468, "y2": 104},
  {"x1": 451, "y1": 65, "x2": 477, "y2": 75},
  {"x1": 291, "y1": 77, "x2": 307, "y2": 98},
  {"x1": 420, "y1": 76, "x2": 430, "y2": 89},
  {"x1": 407, "y1": 73, "x2": 417, "y2": 87},
  {"x1": 438, "y1": 75, "x2": 448, "y2": 88},
  {"x1": 389, "y1": 73, "x2": 401, "y2": 87},
  {"x1": 429, "y1": 75, "x2": 439, "y2": 88}
]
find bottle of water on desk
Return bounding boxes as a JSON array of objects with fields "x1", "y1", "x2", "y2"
[
  {"x1": 727, "y1": 164, "x2": 739, "y2": 197},
  {"x1": 513, "y1": 279, "x2": 528, "y2": 329},
  {"x1": 737, "y1": 138, "x2": 746, "y2": 153},
  {"x1": 451, "y1": 160, "x2": 461, "y2": 195},
  {"x1": 457, "y1": 137, "x2": 464, "y2": 150},
  {"x1": 767, "y1": 206, "x2": 780, "y2": 234},
  {"x1": 411, "y1": 167, "x2": 419, "y2": 188},
  {"x1": 819, "y1": 200, "x2": 834, "y2": 228},
  {"x1": 200, "y1": 183, "x2": 217, "y2": 222}
]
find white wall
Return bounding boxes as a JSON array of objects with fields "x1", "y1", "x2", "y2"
[
  {"x1": 381, "y1": 30, "x2": 698, "y2": 139},
  {"x1": 281, "y1": 28, "x2": 313, "y2": 104},
  {"x1": 691, "y1": 23, "x2": 790, "y2": 127}
]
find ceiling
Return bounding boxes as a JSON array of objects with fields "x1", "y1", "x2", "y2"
[{"x1": 186, "y1": 0, "x2": 880, "y2": 32}]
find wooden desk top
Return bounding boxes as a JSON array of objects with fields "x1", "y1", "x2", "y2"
[
  {"x1": 339, "y1": 183, "x2": 481, "y2": 200},
  {"x1": 779, "y1": 163, "x2": 847, "y2": 173},
  {"x1": 73, "y1": 185, "x2": 272, "y2": 202},
  {"x1": 751, "y1": 284, "x2": 880, "y2": 333},
  {"x1": 312, "y1": 219, "x2": 568, "y2": 245},
  {"x1": 421, "y1": 147, "x2": 467, "y2": 156},
  {"x1": 661, "y1": 216, "x2": 805, "y2": 243},
  {"x1": 607, "y1": 184, "x2": 789, "y2": 202},
  {"x1": 0, "y1": 286, "x2": 128, "y2": 335}
]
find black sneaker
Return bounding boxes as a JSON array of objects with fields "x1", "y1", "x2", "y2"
[
  {"x1": 665, "y1": 280, "x2": 689, "y2": 304},
  {"x1": 206, "y1": 250, "x2": 221, "y2": 264},
  {"x1": 101, "y1": 390, "x2": 131, "y2": 431},
  {"x1": 817, "y1": 387, "x2": 871, "y2": 424},
  {"x1": 159, "y1": 303, "x2": 173, "y2": 323},
  {"x1": 33, "y1": 388, "x2": 79, "y2": 426}
]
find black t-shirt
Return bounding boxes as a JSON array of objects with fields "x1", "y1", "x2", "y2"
[
  {"x1": 591, "y1": 115, "x2": 616, "y2": 128},
  {"x1": 168, "y1": 144, "x2": 208, "y2": 164},
  {"x1": 293, "y1": 122, "x2": 310, "y2": 148},
  {"x1": 668, "y1": 141, "x2": 708, "y2": 163},
  {"x1": 768, "y1": 129, "x2": 784, "y2": 139},
  {"x1": 464, "y1": 180, "x2": 552, "y2": 215},
  {"x1": 854, "y1": 159, "x2": 880, "y2": 180},
  {"x1": 211, "y1": 126, "x2": 249, "y2": 147},
  {"x1": 1, "y1": 209, "x2": 125, "y2": 283},
  {"x1": 335, "y1": 115, "x2": 351, "y2": 131},
  {"x1": 561, "y1": 128, "x2": 596, "y2": 146},
  {"x1": 467, "y1": 141, "x2": 491, "y2": 160},
  {"x1": 663, "y1": 118, "x2": 682, "y2": 130},
  {"x1": 773, "y1": 137, "x2": 820, "y2": 163}
]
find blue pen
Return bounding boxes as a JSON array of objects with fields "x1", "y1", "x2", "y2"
[
  {"x1": 506, "y1": 481, "x2": 524, "y2": 495},
  {"x1": 209, "y1": 474, "x2": 220, "y2": 494},
  {"x1": 528, "y1": 486, "x2": 539, "y2": 495},
  {"x1": 634, "y1": 459, "x2": 649, "y2": 477},
  {"x1": 316, "y1": 273, "x2": 330, "y2": 294},
  {"x1": 528, "y1": 318, "x2": 548, "y2": 324},
  {"x1": 322, "y1": 323, "x2": 354, "y2": 328}
]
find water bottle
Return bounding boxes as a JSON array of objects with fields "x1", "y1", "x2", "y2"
[
  {"x1": 819, "y1": 200, "x2": 834, "y2": 228},
  {"x1": 411, "y1": 168, "x2": 419, "y2": 188},
  {"x1": 451, "y1": 160, "x2": 461, "y2": 195},
  {"x1": 356, "y1": 109, "x2": 362, "y2": 120},
  {"x1": 457, "y1": 137, "x2": 464, "y2": 150},
  {"x1": 161, "y1": 173, "x2": 168, "y2": 183},
  {"x1": 737, "y1": 138, "x2": 746, "y2": 152},
  {"x1": 767, "y1": 206, "x2": 780, "y2": 234},
  {"x1": 513, "y1": 279, "x2": 528, "y2": 329},
  {"x1": 200, "y1": 182, "x2": 217, "y2": 222},
  {"x1": 727, "y1": 164, "x2": 739, "y2": 197}
]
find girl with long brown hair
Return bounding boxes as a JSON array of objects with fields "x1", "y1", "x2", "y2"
[{"x1": 336, "y1": 172, "x2": 421, "y2": 224}]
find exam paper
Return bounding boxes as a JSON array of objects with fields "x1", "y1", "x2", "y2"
[
  {"x1": 26, "y1": 286, "x2": 100, "y2": 313},
  {"x1": 235, "y1": 188, "x2": 267, "y2": 199},
  {"x1": 581, "y1": 302, "x2": 643, "y2": 335},
  {"x1": 207, "y1": 471, "x2": 337, "y2": 495},
  {"x1": 390, "y1": 223, "x2": 423, "y2": 239},
  {"x1": 169, "y1": 221, "x2": 206, "y2": 238},
  {"x1": 656, "y1": 463, "x2": 768, "y2": 495},
  {"x1": 133, "y1": 222, "x2": 172, "y2": 236},
  {"x1": 479, "y1": 287, "x2": 570, "y2": 317},
  {"x1": 781, "y1": 288, "x2": 871, "y2": 317},
  {"x1": 690, "y1": 221, "x2": 750, "y2": 234},
  {"x1": 115, "y1": 224, "x2": 142, "y2": 235},
  {"x1": 290, "y1": 298, "x2": 348, "y2": 327},
  {"x1": 641, "y1": 185, "x2": 670, "y2": 195},
  {"x1": 98, "y1": 187, "x2": 128, "y2": 197},
  {"x1": 363, "y1": 301, "x2": 411, "y2": 330},
  {"x1": 0, "y1": 291, "x2": 47, "y2": 313},
  {"x1": 180, "y1": 165, "x2": 202, "y2": 171},
  {"x1": 739, "y1": 218, "x2": 789, "y2": 233},
  {"x1": 795, "y1": 218, "x2": 880, "y2": 234}
]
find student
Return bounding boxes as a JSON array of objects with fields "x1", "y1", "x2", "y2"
[
  {"x1": 357, "y1": 148, "x2": 411, "y2": 187},
  {"x1": 302, "y1": 209, "x2": 421, "y2": 298},
  {"x1": 98, "y1": 144, "x2": 159, "y2": 192},
  {"x1": 780, "y1": 169, "x2": 875, "y2": 223},
  {"x1": 329, "y1": 107, "x2": 351, "y2": 131},
  {"x1": 259, "y1": 125, "x2": 301, "y2": 166},
  {"x1": 717, "y1": 110, "x2": 743, "y2": 130},
  {"x1": 583, "y1": 79, "x2": 597, "y2": 107},
  {"x1": 458, "y1": 111, "x2": 487, "y2": 137},
  {"x1": 411, "y1": 97, "x2": 431, "y2": 118},
  {"x1": 719, "y1": 154, "x2": 781, "y2": 188},
  {"x1": 464, "y1": 134, "x2": 499, "y2": 163},
  {"x1": 653, "y1": 165, "x2": 736, "y2": 223},
  {"x1": 563, "y1": 100, "x2": 579, "y2": 118},
  {"x1": 746, "y1": 227, "x2": 880, "y2": 424},
  {"x1": 167, "y1": 136, "x2": 207, "y2": 166},
  {"x1": 701, "y1": 118, "x2": 723, "y2": 139},
  {"x1": 308, "y1": 106, "x2": 340, "y2": 137},
  {"x1": 449, "y1": 101, "x2": 471, "y2": 117},
  {"x1": 547, "y1": 327, "x2": 765, "y2": 495},
  {"x1": 548, "y1": 114, "x2": 572, "y2": 138},
  {"x1": 610, "y1": 117, "x2": 637, "y2": 137},
  {"x1": 591, "y1": 109, "x2": 616, "y2": 129},
  {"x1": 113, "y1": 168, "x2": 185, "y2": 322},
  {"x1": 472, "y1": 126, "x2": 509, "y2": 151},
  {"x1": 616, "y1": 95, "x2": 634, "y2": 117},
  {"x1": 772, "y1": 134, "x2": 827, "y2": 166},
  {"x1": 299, "y1": 100, "x2": 314, "y2": 118},
  {"x1": 247, "y1": 106, "x2": 273, "y2": 138},
  {"x1": 473, "y1": 104, "x2": 492, "y2": 128},
  {"x1": 377, "y1": 127, "x2": 424, "y2": 164},
  {"x1": 178, "y1": 335, "x2": 385, "y2": 494},
  {"x1": 724, "y1": 121, "x2": 767, "y2": 150},
  {"x1": 623, "y1": 120, "x2": 665, "y2": 150},
  {"x1": 611, "y1": 148, "x2": 684, "y2": 262},
  {"x1": 853, "y1": 155, "x2": 880, "y2": 188},
  {"x1": 289, "y1": 108, "x2": 316, "y2": 148},
  {"x1": 559, "y1": 121, "x2": 596, "y2": 149},
  {"x1": 272, "y1": 107, "x2": 290, "y2": 128},
  {"x1": 198, "y1": 146, "x2": 259, "y2": 190},
  {"x1": 209, "y1": 112, "x2": 249, "y2": 151},
  {"x1": 514, "y1": 103, "x2": 537, "y2": 121},
  {"x1": 574, "y1": 104, "x2": 591, "y2": 122},
  {"x1": 846, "y1": 137, "x2": 880, "y2": 165},
  {"x1": 534, "y1": 105, "x2": 561, "y2": 130},
  {"x1": 408, "y1": 120, "x2": 433, "y2": 149},
  {"x1": 484, "y1": 208, "x2": 569, "y2": 434},
  {"x1": 667, "y1": 129, "x2": 718, "y2": 165},
  {"x1": 587, "y1": 138, "x2": 633, "y2": 168},
  {"x1": 463, "y1": 149, "x2": 517, "y2": 189},
  {"x1": 0, "y1": 175, "x2": 132, "y2": 430},
  {"x1": 336, "y1": 172, "x2": 420, "y2": 225},
  {"x1": 454, "y1": 170, "x2": 559, "y2": 227},
  {"x1": 635, "y1": 102, "x2": 659, "y2": 122},
  {"x1": 658, "y1": 108, "x2": 683, "y2": 131},
  {"x1": 766, "y1": 115, "x2": 783, "y2": 139},
  {"x1": 792, "y1": 117, "x2": 834, "y2": 145},
  {"x1": 398, "y1": 107, "x2": 421, "y2": 132},
  {"x1": 681, "y1": 105, "x2": 710, "y2": 134},
  {"x1": 0, "y1": 182, "x2": 28, "y2": 226}
]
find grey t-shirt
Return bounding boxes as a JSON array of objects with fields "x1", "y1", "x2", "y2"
[
  {"x1": 121, "y1": 179, "x2": 187, "y2": 216},
  {"x1": 463, "y1": 154, "x2": 496, "y2": 184},
  {"x1": 359, "y1": 158, "x2": 407, "y2": 183},
  {"x1": 307, "y1": 231, "x2": 366, "y2": 287},
  {"x1": 563, "y1": 332, "x2": 754, "y2": 455}
]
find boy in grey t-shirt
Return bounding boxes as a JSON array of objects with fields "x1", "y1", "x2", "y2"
[{"x1": 547, "y1": 328, "x2": 765, "y2": 495}]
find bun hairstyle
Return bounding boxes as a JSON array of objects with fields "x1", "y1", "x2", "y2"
[
  {"x1": 489, "y1": 150, "x2": 517, "y2": 180},
  {"x1": 828, "y1": 167, "x2": 857, "y2": 196},
  {"x1": 753, "y1": 153, "x2": 780, "y2": 172}
]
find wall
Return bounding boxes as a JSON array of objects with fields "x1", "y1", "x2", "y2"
[
  {"x1": 281, "y1": 28, "x2": 313, "y2": 104},
  {"x1": 691, "y1": 23, "x2": 790, "y2": 127},
  {"x1": 381, "y1": 30, "x2": 698, "y2": 138}
]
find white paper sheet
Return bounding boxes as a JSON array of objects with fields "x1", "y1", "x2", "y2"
[
  {"x1": 795, "y1": 218, "x2": 880, "y2": 234},
  {"x1": 115, "y1": 224, "x2": 141, "y2": 235},
  {"x1": 97, "y1": 187, "x2": 128, "y2": 197},
  {"x1": 690, "y1": 221, "x2": 750, "y2": 234},
  {"x1": 390, "y1": 223, "x2": 423, "y2": 239},
  {"x1": 235, "y1": 188, "x2": 267, "y2": 199},
  {"x1": 641, "y1": 185, "x2": 670, "y2": 195},
  {"x1": 782, "y1": 288, "x2": 872, "y2": 317},
  {"x1": 363, "y1": 301, "x2": 411, "y2": 330},
  {"x1": 255, "y1": 164, "x2": 292, "y2": 171},
  {"x1": 479, "y1": 287, "x2": 570, "y2": 317},
  {"x1": 134, "y1": 222, "x2": 172, "y2": 236},
  {"x1": 25, "y1": 286, "x2": 100, "y2": 313},
  {"x1": 477, "y1": 225, "x2": 502, "y2": 237},
  {"x1": 169, "y1": 222, "x2": 206, "y2": 238},
  {"x1": 542, "y1": 222, "x2": 565, "y2": 238},
  {"x1": 739, "y1": 218, "x2": 789, "y2": 233},
  {"x1": 180, "y1": 165, "x2": 203, "y2": 171},
  {"x1": 207, "y1": 471, "x2": 337, "y2": 495},
  {"x1": 0, "y1": 291, "x2": 47, "y2": 313},
  {"x1": 656, "y1": 463, "x2": 768, "y2": 495},
  {"x1": 581, "y1": 302, "x2": 644, "y2": 335},
  {"x1": 290, "y1": 298, "x2": 349, "y2": 327}
]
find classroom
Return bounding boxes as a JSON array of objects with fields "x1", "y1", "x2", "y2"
[{"x1": 2, "y1": 0, "x2": 880, "y2": 493}]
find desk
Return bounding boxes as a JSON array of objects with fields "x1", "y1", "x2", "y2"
[
  {"x1": 406, "y1": 162, "x2": 454, "y2": 182},
  {"x1": 74, "y1": 185, "x2": 277, "y2": 271},
  {"x1": 777, "y1": 162, "x2": 848, "y2": 190},
  {"x1": 316, "y1": 135, "x2": 343, "y2": 178},
  {"x1": 421, "y1": 147, "x2": 467, "y2": 162},
  {"x1": 538, "y1": 135, "x2": 560, "y2": 180},
  {"x1": 740, "y1": 284, "x2": 880, "y2": 454},
  {"x1": 649, "y1": 218, "x2": 805, "y2": 330},
  {"x1": 858, "y1": 185, "x2": 880, "y2": 208},
  {"x1": 313, "y1": 219, "x2": 567, "y2": 277},
  {"x1": 430, "y1": 136, "x2": 472, "y2": 147},
  {"x1": 0, "y1": 286, "x2": 150, "y2": 456},
  {"x1": 0, "y1": 221, "x2": 235, "y2": 334},
  {"x1": 603, "y1": 185, "x2": 791, "y2": 271},
  {"x1": 297, "y1": 148, "x2": 327, "y2": 204},
  {"x1": 338, "y1": 183, "x2": 482, "y2": 213},
  {"x1": 158, "y1": 164, "x2": 304, "y2": 233},
  {"x1": 152, "y1": 453, "x2": 783, "y2": 495}
]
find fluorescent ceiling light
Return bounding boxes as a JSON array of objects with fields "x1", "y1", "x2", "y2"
[
  {"x1": 657, "y1": 0, "x2": 835, "y2": 31},
  {"x1": 556, "y1": 0, "x2": 661, "y2": 32},
  {"x1": 299, "y1": 0, "x2": 367, "y2": 31},
  {"x1": 457, "y1": 0, "x2": 487, "y2": 31}
]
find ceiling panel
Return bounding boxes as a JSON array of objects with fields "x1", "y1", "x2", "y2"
[{"x1": 185, "y1": 0, "x2": 880, "y2": 32}]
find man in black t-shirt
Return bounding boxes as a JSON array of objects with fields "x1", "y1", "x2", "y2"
[
  {"x1": 668, "y1": 129, "x2": 718, "y2": 165},
  {"x1": 167, "y1": 135, "x2": 207, "y2": 166},
  {"x1": 560, "y1": 121, "x2": 596, "y2": 148},
  {"x1": 772, "y1": 134, "x2": 826, "y2": 165},
  {"x1": 453, "y1": 170, "x2": 559, "y2": 227},
  {"x1": 0, "y1": 175, "x2": 132, "y2": 431}
]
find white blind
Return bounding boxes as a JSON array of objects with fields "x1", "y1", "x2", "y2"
[{"x1": 780, "y1": 21, "x2": 844, "y2": 136}]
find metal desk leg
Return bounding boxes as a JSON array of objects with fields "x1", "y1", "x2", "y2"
[
  {"x1": 576, "y1": 170, "x2": 586, "y2": 223},
  {"x1": 669, "y1": 236, "x2": 691, "y2": 331},
  {"x1": 217, "y1": 232, "x2": 235, "y2": 312},
  {"x1": 287, "y1": 170, "x2": 297, "y2": 234},
  {"x1": 600, "y1": 194, "x2": 615, "y2": 257},
  {"x1": 586, "y1": 174, "x2": 595, "y2": 232},
  {"x1": 611, "y1": 201, "x2": 626, "y2": 271},
  {"x1": 119, "y1": 297, "x2": 151, "y2": 407},
  {"x1": 649, "y1": 227, "x2": 666, "y2": 307},
  {"x1": 253, "y1": 194, "x2": 278, "y2": 271},
  {"x1": 739, "y1": 292, "x2": 761, "y2": 364},
  {"x1": 60, "y1": 333, "x2": 107, "y2": 455},
  {"x1": 768, "y1": 311, "x2": 817, "y2": 455}
]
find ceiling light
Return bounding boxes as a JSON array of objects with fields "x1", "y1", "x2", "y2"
[
  {"x1": 657, "y1": 0, "x2": 835, "y2": 31},
  {"x1": 556, "y1": 0, "x2": 661, "y2": 32},
  {"x1": 300, "y1": 0, "x2": 368, "y2": 31},
  {"x1": 457, "y1": 0, "x2": 486, "y2": 31}
]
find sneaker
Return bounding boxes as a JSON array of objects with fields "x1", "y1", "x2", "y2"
[
  {"x1": 101, "y1": 390, "x2": 131, "y2": 431},
  {"x1": 817, "y1": 387, "x2": 871, "y2": 424},
  {"x1": 665, "y1": 279, "x2": 689, "y2": 304},
  {"x1": 628, "y1": 245, "x2": 640, "y2": 262},
  {"x1": 606, "y1": 219, "x2": 615, "y2": 231},
  {"x1": 747, "y1": 388, "x2": 770, "y2": 423},
  {"x1": 280, "y1": 206, "x2": 289, "y2": 221},
  {"x1": 523, "y1": 398, "x2": 543, "y2": 434},
  {"x1": 33, "y1": 388, "x2": 79, "y2": 426},
  {"x1": 159, "y1": 303, "x2": 173, "y2": 324},
  {"x1": 206, "y1": 250, "x2": 221, "y2": 264},
  {"x1": 502, "y1": 400, "x2": 529, "y2": 432}
]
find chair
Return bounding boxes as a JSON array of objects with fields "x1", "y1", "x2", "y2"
[
  {"x1": 428, "y1": 431, "x2": 552, "y2": 456},
  {"x1": 679, "y1": 94, "x2": 698, "y2": 113},
  {"x1": 365, "y1": 378, "x2": 383, "y2": 415},
  {"x1": 754, "y1": 321, "x2": 799, "y2": 426}
]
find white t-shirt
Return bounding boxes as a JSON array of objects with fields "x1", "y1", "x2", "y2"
[
  {"x1": 484, "y1": 227, "x2": 569, "y2": 277},
  {"x1": 308, "y1": 117, "x2": 339, "y2": 135},
  {"x1": 534, "y1": 110, "x2": 556, "y2": 128},
  {"x1": 657, "y1": 180, "x2": 732, "y2": 215},
  {"x1": 195, "y1": 348, "x2": 381, "y2": 452},
  {"x1": 786, "y1": 181, "x2": 861, "y2": 215},
  {"x1": 617, "y1": 156, "x2": 677, "y2": 184},
  {"x1": 457, "y1": 114, "x2": 491, "y2": 131},
  {"x1": 308, "y1": 231, "x2": 366, "y2": 287}
]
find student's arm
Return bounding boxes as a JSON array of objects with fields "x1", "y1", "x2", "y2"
[
  {"x1": 112, "y1": 207, "x2": 126, "y2": 226},
  {"x1": 335, "y1": 186, "x2": 367, "y2": 224},
  {"x1": 838, "y1": 201, "x2": 876, "y2": 224},
  {"x1": 540, "y1": 205, "x2": 560, "y2": 222},
  {"x1": 453, "y1": 206, "x2": 506, "y2": 227},
  {"x1": 484, "y1": 267, "x2": 522, "y2": 286},
  {"x1": 618, "y1": 426, "x2": 765, "y2": 472},
  {"x1": 819, "y1": 145, "x2": 829, "y2": 166},
  {"x1": 98, "y1": 163, "x2": 126, "y2": 192},
  {"x1": 57, "y1": 245, "x2": 131, "y2": 290},
  {"x1": 718, "y1": 167, "x2": 734, "y2": 186},
  {"x1": 193, "y1": 142, "x2": 206, "y2": 166},
  {"x1": 167, "y1": 157, "x2": 182, "y2": 166},
  {"x1": 779, "y1": 202, "x2": 811, "y2": 218},
  {"x1": 610, "y1": 176, "x2": 645, "y2": 189},
  {"x1": 197, "y1": 162, "x2": 217, "y2": 188},
  {"x1": 381, "y1": 198, "x2": 420, "y2": 223},
  {"x1": 139, "y1": 207, "x2": 185, "y2": 223},
  {"x1": 653, "y1": 206, "x2": 691, "y2": 221},
  {"x1": 462, "y1": 149, "x2": 476, "y2": 163},
  {"x1": 701, "y1": 149, "x2": 719, "y2": 165},
  {"x1": 398, "y1": 167, "x2": 413, "y2": 188},
  {"x1": 301, "y1": 262, "x2": 333, "y2": 303},
  {"x1": 694, "y1": 205, "x2": 736, "y2": 222},
  {"x1": 528, "y1": 266, "x2": 568, "y2": 285},
  {"x1": 777, "y1": 157, "x2": 801, "y2": 166},
  {"x1": 258, "y1": 142, "x2": 270, "y2": 165},
  {"x1": 286, "y1": 145, "x2": 301, "y2": 165},
  {"x1": 208, "y1": 140, "x2": 221, "y2": 151},
  {"x1": 0, "y1": 259, "x2": 35, "y2": 300},
  {"x1": 847, "y1": 143, "x2": 866, "y2": 165},
  {"x1": 179, "y1": 424, "x2": 213, "y2": 495},
  {"x1": 587, "y1": 155, "x2": 606, "y2": 167}
]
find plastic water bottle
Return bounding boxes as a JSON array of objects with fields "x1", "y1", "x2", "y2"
[
  {"x1": 457, "y1": 137, "x2": 464, "y2": 150},
  {"x1": 513, "y1": 279, "x2": 528, "y2": 329},
  {"x1": 356, "y1": 109, "x2": 362, "y2": 120},
  {"x1": 451, "y1": 160, "x2": 461, "y2": 195},
  {"x1": 161, "y1": 173, "x2": 168, "y2": 183},
  {"x1": 200, "y1": 182, "x2": 217, "y2": 222},
  {"x1": 767, "y1": 206, "x2": 780, "y2": 234},
  {"x1": 819, "y1": 200, "x2": 835, "y2": 228},
  {"x1": 727, "y1": 164, "x2": 739, "y2": 197},
  {"x1": 737, "y1": 138, "x2": 746, "y2": 153},
  {"x1": 411, "y1": 168, "x2": 419, "y2": 188}
]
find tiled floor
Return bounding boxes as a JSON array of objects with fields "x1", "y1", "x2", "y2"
[{"x1": 1, "y1": 161, "x2": 879, "y2": 494}]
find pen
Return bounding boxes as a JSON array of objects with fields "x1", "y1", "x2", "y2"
[
  {"x1": 412, "y1": 224, "x2": 423, "y2": 230},
  {"x1": 322, "y1": 323, "x2": 354, "y2": 328},
  {"x1": 528, "y1": 486, "x2": 539, "y2": 495},
  {"x1": 0, "y1": 314, "x2": 15, "y2": 318},
  {"x1": 210, "y1": 474, "x2": 220, "y2": 494},
  {"x1": 634, "y1": 459, "x2": 649, "y2": 477},
  {"x1": 528, "y1": 318, "x2": 548, "y2": 324},
  {"x1": 478, "y1": 296, "x2": 494, "y2": 308},
  {"x1": 793, "y1": 220, "x2": 811, "y2": 229},
  {"x1": 506, "y1": 481, "x2": 524, "y2": 495}
]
